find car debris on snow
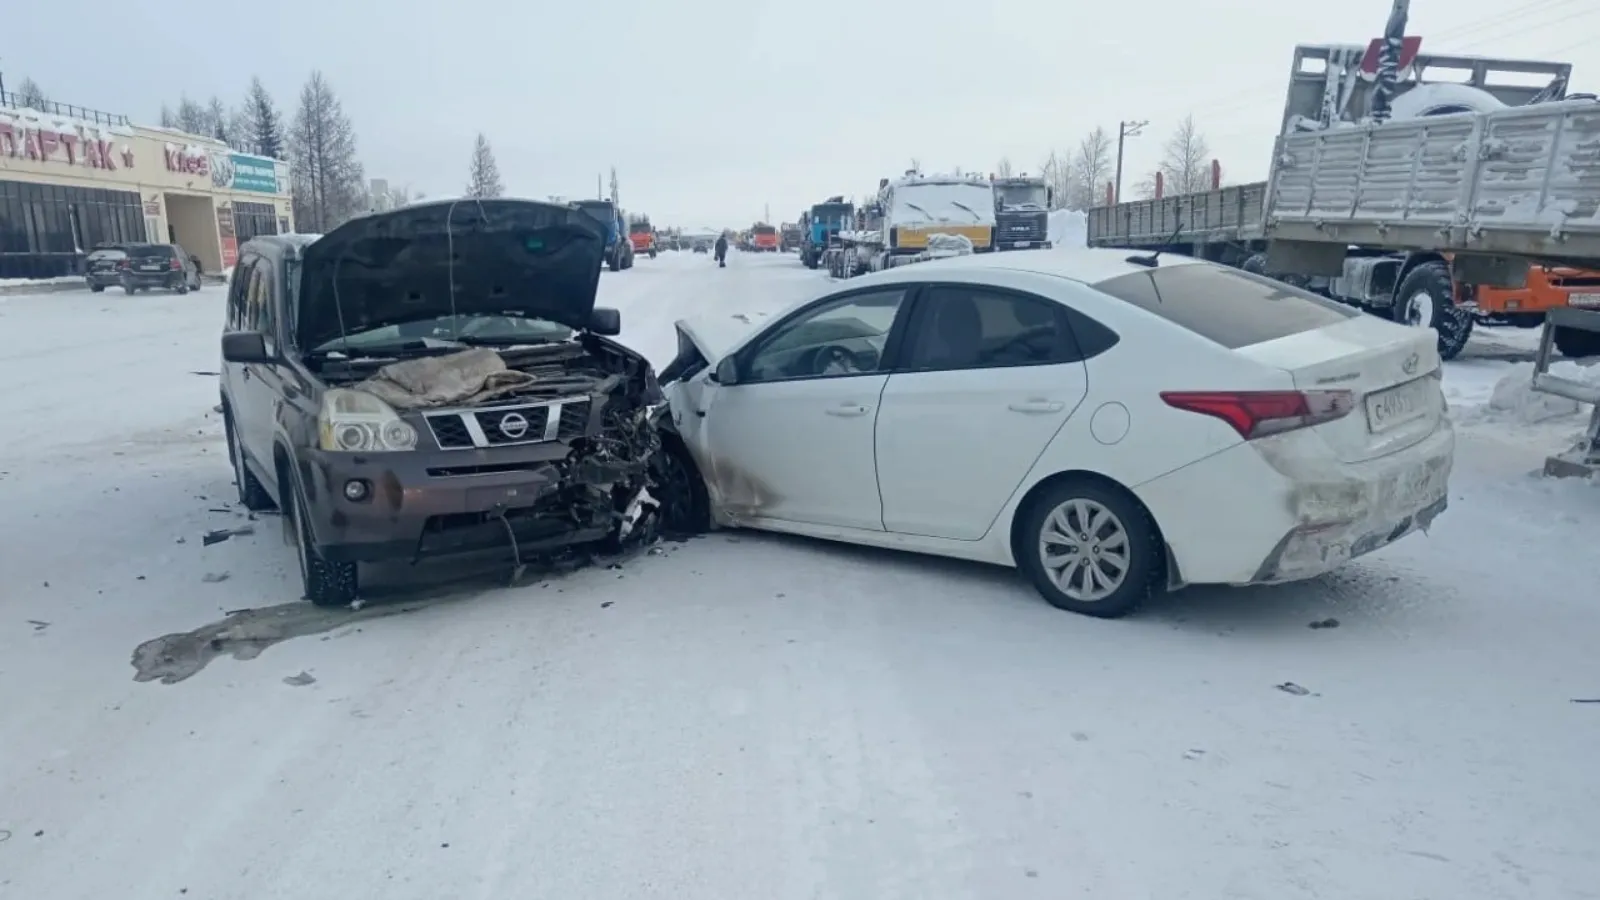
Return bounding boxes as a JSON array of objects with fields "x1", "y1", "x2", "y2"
[
  {"x1": 282, "y1": 671, "x2": 316, "y2": 687},
  {"x1": 201, "y1": 525, "x2": 254, "y2": 546},
  {"x1": 1275, "y1": 682, "x2": 1313, "y2": 696}
]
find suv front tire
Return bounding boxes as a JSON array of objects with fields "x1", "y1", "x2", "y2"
[{"x1": 290, "y1": 487, "x2": 359, "y2": 607}]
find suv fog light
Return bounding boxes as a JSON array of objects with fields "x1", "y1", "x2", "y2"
[{"x1": 343, "y1": 479, "x2": 371, "y2": 501}]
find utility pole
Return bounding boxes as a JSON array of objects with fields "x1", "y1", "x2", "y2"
[
  {"x1": 764, "y1": 203, "x2": 770, "y2": 224},
  {"x1": 1113, "y1": 120, "x2": 1147, "y2": 205}
]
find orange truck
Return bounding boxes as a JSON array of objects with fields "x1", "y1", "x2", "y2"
[
  {"x1": 1467, "y1": 265, "x2": 1600, "y2": 357},
  {"x1": 750, "y1": 223, "x2": 779, "y2": 252},
  {"x1": 627, "y1": 218, "x2": 657, "y2": 259}
]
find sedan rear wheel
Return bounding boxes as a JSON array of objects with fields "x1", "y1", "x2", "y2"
[{"x1": 1018, "y1": 480, "x2": 1161, "y2": 618}]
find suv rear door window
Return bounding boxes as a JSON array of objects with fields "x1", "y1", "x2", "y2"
[{"x1": 1093, "y1": 263, "x2": 1359, "y2": 349}]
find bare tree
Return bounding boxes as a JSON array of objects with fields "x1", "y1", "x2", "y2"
[
  {"x1": 13, "y1": 77, "x2": 49, "y2": 110},
  {"x1": 1038, "y1": 149, "x2": 1079, "y2": 210},
  {"x1": 1069, "y1": 127, "x2": 1114, "y2": 209},
  {"x1": 173, "y1": 96, "x2": 209, "y2": 135},
  {"x1": 1158, "y1": 115, "x2": 1212, "y2": 195},
  {"x1": 159, "y1": 105, "x2": 178, "y2": 129},
  {"x1": 243, "y1": 77, "x2": 286, "y2": 158},
  {"x1": 995, "y1": 156, "x2": 1014, "y2": 178},
  {"x1": 289, "y1": 71, "x2": 366, "y2": 233},
  {"x1": 908, "y1": 157, "x2": 921, "y2": 174},
  {"x1": 204, "y1": 97, "x2": 231, "y2": 143},
  {"x1": 466, "y1": 133, "x2": 504, "y2": 199}
]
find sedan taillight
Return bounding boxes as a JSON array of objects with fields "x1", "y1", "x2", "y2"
[
  {"x1": 1161, "y1": 390, "x2": 1353, "y2": 440},
  {"x1": 170, "y1": 258, "x2": 181, "y2": 270}
]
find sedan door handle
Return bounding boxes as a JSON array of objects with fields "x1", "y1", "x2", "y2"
[
  {"x1": 1008, "y1": 400, "x2": 1064, "y2": 414},
  {"x1": 825, "y1": 404, "x2": 869, "y2": 417}
]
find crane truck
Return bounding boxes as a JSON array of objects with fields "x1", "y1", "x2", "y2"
[
  {"x1": 1086, "y1": 11, "x2": 1600, "y2": 362},
  {"x1": 823, "y1": 172, "x2": 997, "y2": 278}
]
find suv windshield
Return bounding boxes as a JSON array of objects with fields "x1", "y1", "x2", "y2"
[
  {"x1": 314, "y1": 315, "x2": 573, "y2": 353},
  {"x1": 1093, "y1": 263, "x2": 1359, "y2": 349}
]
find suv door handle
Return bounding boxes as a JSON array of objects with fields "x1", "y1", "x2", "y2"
[
  {"x1": 825, "y1": 404, "x2": 869, "y2": 417},
  {"x1": 1008, "y1": 400, "x2": 1063, "y2": 414}
]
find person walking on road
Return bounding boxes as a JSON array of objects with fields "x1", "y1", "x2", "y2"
[{"x1": 714, "y1": 233, "x2": 728, "y2": 268}]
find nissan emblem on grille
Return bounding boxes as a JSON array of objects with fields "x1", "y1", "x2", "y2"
[{"x1": 498, "y1": 412, "x2": 530, "y2": 439}]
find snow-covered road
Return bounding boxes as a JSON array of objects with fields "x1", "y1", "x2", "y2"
[{"x1": 2, "y1": 252, "x2": 1598, "y2": 899}]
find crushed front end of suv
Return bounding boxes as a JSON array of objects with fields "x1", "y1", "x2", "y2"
[{"x1": 219, "y1": 199, "x2": 694, "y2": 606}]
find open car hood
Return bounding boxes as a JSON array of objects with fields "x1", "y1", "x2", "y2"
[
  {"x1": 673, "y1": 311, "x2": 775, "y2": 366},
  {"x1": 296, "y1": 199, "x2": 606, "y2": 351}
]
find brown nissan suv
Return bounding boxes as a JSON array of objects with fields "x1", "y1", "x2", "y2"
[{"x1": 219, "y1": 199, "x2": 701, "y2": 606}]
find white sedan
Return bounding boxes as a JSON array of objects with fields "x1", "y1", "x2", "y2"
[{"x1": 652, "y1": 249, "x2": 1454, "y2": 617}]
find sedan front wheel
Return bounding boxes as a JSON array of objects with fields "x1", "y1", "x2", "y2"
[{"x1": 1017, "y1": 479, "x2": 1162, "y2": 618}]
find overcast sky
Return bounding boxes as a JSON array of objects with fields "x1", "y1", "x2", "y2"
[{"x1": 7, "y1": 0, "x2": 1596, "y2": 227}]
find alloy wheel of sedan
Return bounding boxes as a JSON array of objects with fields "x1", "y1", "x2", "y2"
[{"x1": 1037, "y1": 498, "x2": 1131, "y2": 603}]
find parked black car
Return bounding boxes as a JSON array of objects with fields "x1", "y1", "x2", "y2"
[
  {"x1": 219, "y1": 199, "x2": 698, "y2": 606},
  {"x1": 118, "y1": 243, "x2": 203, "y2": 294},
  {"x1": 84, "y1": 244, "x2": 130, "y2": 292}
]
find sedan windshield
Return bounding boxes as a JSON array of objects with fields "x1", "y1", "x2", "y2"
[{"x1": 314, "y1": 314, "x2": 573, "y2": 353}]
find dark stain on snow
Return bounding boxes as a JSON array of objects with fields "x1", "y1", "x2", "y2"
[{"x1": 130, "y1": 599, "x2": 432, "y2": 685}]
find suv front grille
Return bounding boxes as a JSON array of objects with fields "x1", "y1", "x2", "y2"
[{"x1": 423, "y1": 398, "x2": 591, "y2": 450}]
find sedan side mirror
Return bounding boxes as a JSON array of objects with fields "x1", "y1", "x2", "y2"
[
  {"x1": 712, "y1": 356, "x2": 739, "y2": 385},
  {"x1": 589, "y1": 306, "x2": 622, "y2": 336},
  {"x1": 222, "y1": 331, "x2": 276, "y2": 364}
]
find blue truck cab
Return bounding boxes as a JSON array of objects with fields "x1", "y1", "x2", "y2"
[
  {"x1": 574, "y1": 199, "x2": 635, "y2": 271},
  {"x1": 800, "y1": 198, "x2": 853, "y2": 270}
]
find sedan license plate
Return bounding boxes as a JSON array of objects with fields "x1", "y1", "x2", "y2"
[
  {"x1": 1365, "y1": 377, "x2": 1432, "y2": 433},
  {"x1": 1569, "y1": 292, "x2": 1600, "y2": 308},
  {"x1": 139, "y1": 264, "x2": 164, "y2": 271}
]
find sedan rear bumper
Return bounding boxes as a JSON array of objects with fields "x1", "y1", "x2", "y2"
[{"x1": 1135, "y1": 420, "x2": 1455, "y2": 586}]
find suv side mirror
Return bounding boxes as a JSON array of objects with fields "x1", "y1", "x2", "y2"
[
  {"x1": 222, "y1": 331, "x2": 276, "y2": 364},
  {"x1": 589, "y1": 306, "x2": 622, "y2": 336},
  {"x1": 712, "y1": 356, "x2": 739, "y2": 385}
]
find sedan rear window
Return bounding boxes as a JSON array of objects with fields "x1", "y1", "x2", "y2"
[
  {"x1": 126, "y1": 244, "x2": 177, "y2": 260},
  {"x1": 1093, "y1": 263, "x2": 1358, "y2": 349}
]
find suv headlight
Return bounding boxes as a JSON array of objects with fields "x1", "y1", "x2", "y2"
[{"x1": 318, "y1": 388, "x2": 418, "y2": 452}]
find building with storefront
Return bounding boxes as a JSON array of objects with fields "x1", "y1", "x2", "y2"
[{"x1": 0, "y1": 98, "x2": 294, "y2": 281}]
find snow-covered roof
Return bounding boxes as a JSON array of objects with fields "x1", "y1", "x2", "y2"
[{"x1": 0, "y1": 105, "x2": 134, "y2": 139}]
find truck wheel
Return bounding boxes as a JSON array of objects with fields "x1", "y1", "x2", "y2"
[
  {"x1": 1241, "y1": 253, "x2": 1268, "y2": 275},
  {"x1": 1554, "y1": 325, "x2": 1600, "y2": 359},
  {"x1": 1393, "y1": 262, "x2": 1473, "y2": 361},
  {"x1": 608, "y1": 251, "x2": 621, "y2": 272}
]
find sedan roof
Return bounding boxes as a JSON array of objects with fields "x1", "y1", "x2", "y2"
[{"x1": 871, "y1": 246, "x2": 1208, "y2": 286}]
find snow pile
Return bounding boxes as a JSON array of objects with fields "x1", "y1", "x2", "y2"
[
  {"x1": 1049, "y1": 209, "x2": 1087, "y2": 248},
  {"x1": 1478, "y1": 359, "x2": 1600, "y2": 424},
  {"x1": 921, "y1": 233, "x2": 974, "y2": 258}
]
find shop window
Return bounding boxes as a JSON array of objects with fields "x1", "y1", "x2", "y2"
[{"x1": 0, "y1": 179, "x2": 143, "y2": 279}]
